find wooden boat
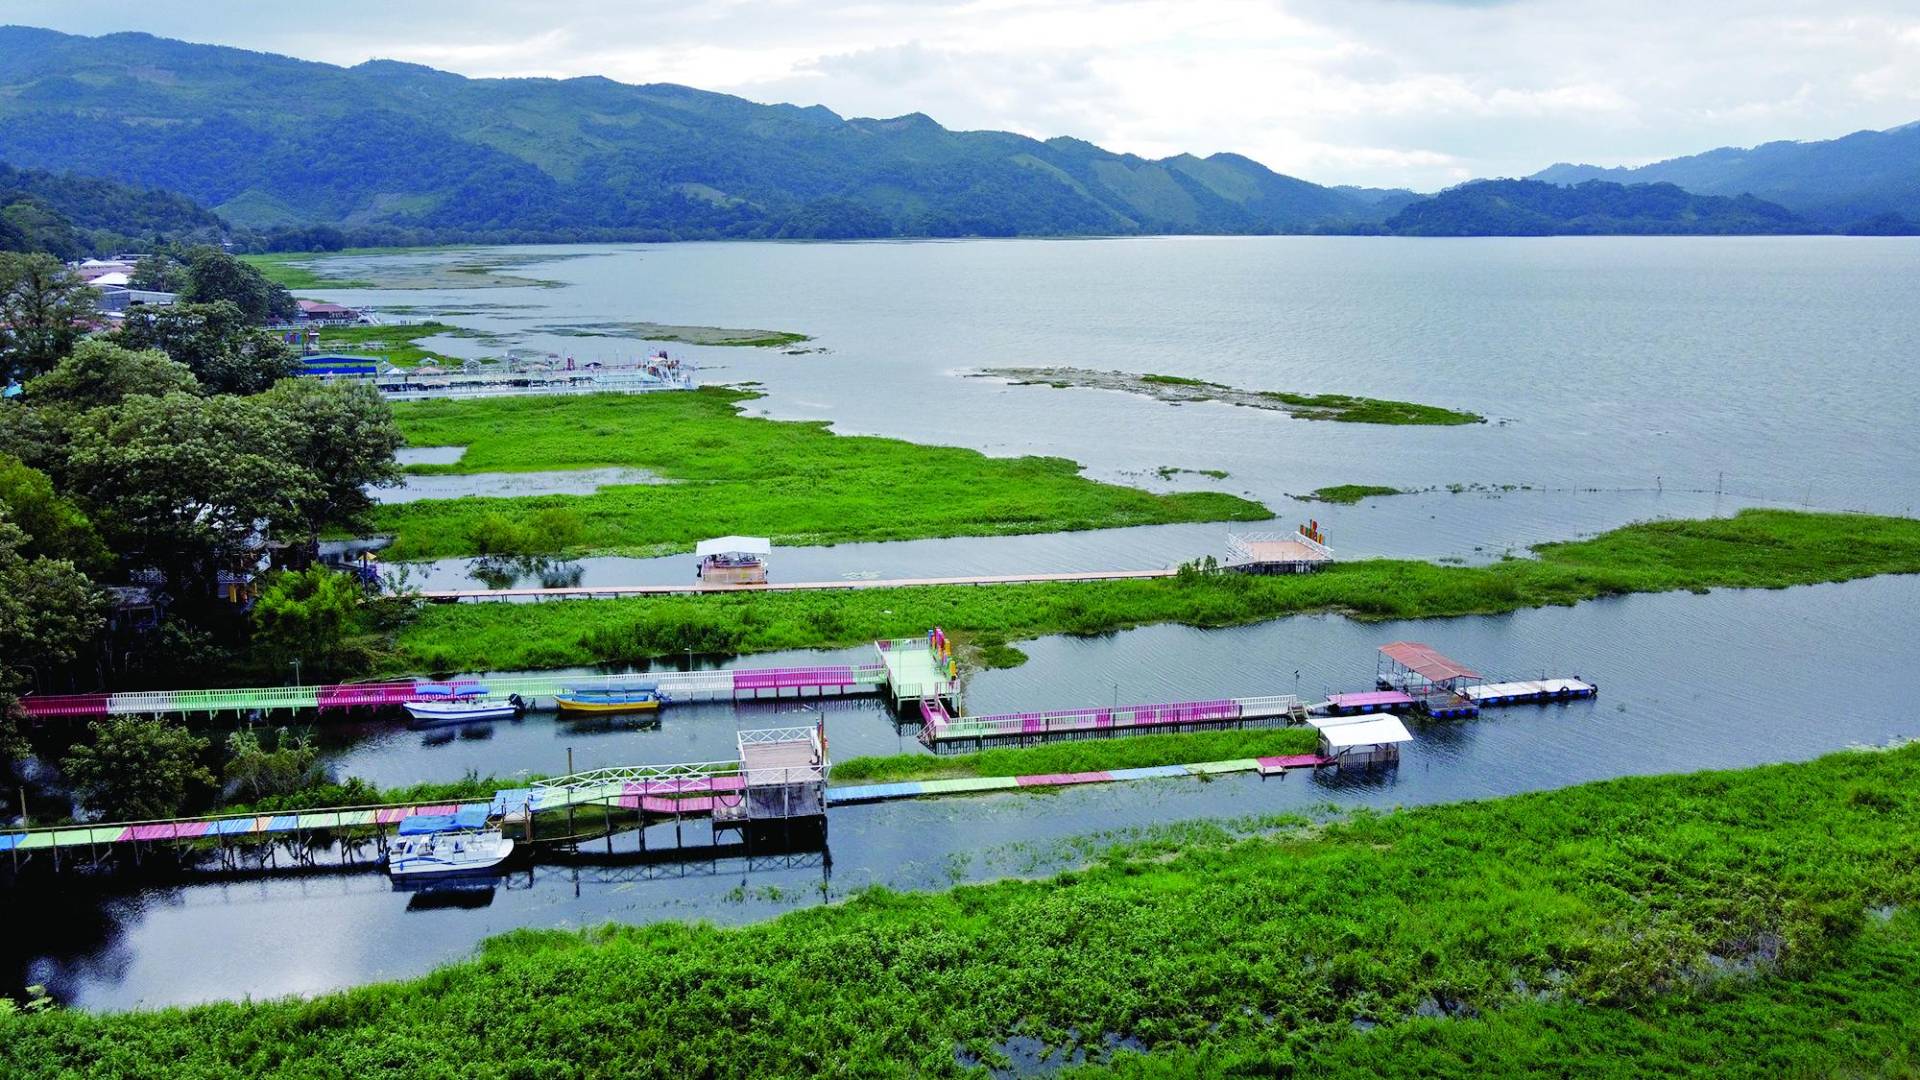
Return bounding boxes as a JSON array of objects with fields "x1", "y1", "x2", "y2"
[{"x1": 553, "y1": 685, "x2": 664, "y2": 714}]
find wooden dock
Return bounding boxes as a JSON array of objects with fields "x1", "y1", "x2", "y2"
[{"x1": 419, "y1": 568, "x2": 1176, "y2": 603}]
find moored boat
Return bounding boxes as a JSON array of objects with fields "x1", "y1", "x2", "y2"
[
  {"x1": 403, "y1": 683, "x2": 525, "y2": 725},
  {"x1": 387, "y1": 808, "x2": 515, "y2": 878},
  {"x1": 553, "y1": 684, "x2": 665, "y2": 714}
]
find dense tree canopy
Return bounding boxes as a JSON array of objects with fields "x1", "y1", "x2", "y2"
[
  {"x1": 110, "y1": 300, "x2": 301, "y2": 393},
  {"x1": 0, "y1": 252, "x2": 93, "y2": 383},
  {"x1": 60, "y1": 716, "x2": 214, "y2": 820},
  {"x1": 27, "y1": 338, "x2": 198, "y2": 411},
  {"x1": 181, "y1": 248, "x2": 297, "y2": 323}
]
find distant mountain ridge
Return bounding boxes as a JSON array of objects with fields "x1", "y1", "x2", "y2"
[
  {"x1": 1532, "y1": 123, "x2": 1920, "y2": 227},
  {"x1": 0, "y1": 26, "x2": 1408, "y2": 241},
  {"x1": 1384, "y1": 179, "x2": 1812, "y2": 236},
  {"x1": 0, "y1": 160, "x2": 226, "y2": 257}
]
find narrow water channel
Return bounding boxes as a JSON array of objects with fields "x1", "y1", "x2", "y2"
[{"x1": 7, "y1": 574, "x2": 1916, "y2": 1010}]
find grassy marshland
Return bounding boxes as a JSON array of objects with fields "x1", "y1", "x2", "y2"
[
  {"x1": 8, "y1": 744, "x2": 1916, "y2": 1076},
  {"x1": 306, "y1": 320, "x2": 478, "y2": 367},
  {"x1": 384, "y1": 508, "x2": 1920, "y2": 672},
  {"x1": 369, "y1": 389, "x2": 1269, "y2": 560}
]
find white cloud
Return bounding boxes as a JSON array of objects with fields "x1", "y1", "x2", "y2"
[{"x1": 8, "y1": 0, "x2": 1920, "y2": 189}]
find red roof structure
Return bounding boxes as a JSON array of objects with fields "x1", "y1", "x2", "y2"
[{"x1": 1377, "y1": 642, "x2": 1481, "y2": 684}]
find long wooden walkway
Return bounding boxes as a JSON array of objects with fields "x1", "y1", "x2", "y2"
[{"x1": 421, "y1": 568, "x2": 1176, "y2": 603}]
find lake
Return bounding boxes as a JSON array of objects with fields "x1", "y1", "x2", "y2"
[{"x1": 8, "y1": 235, "x2": 1920, "y2": 1009}]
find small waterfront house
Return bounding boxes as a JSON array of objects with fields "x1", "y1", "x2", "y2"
[{"x1": 1313, "y1": 715, "x2": 1413, "y2": 767}]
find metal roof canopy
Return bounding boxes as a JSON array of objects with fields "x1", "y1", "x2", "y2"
[
  {"x1": 1316, "y1": 716, "x2": 1414, "y2": 748},
  {"x1": 695, "y1": 536, "x2": 772, "y2": 558},
  {"x1": 1378, "y1": 641, "x2": 1481, "y2": 683}
]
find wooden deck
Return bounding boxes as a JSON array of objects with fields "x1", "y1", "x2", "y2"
[{"x1": 422, "y1": 568, "x2": 1177, "y2": 602}]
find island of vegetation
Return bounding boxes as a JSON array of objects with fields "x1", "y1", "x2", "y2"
[
  {"x1": 6, "y1": 743, "x2": 1915, "y2": 1076},
  {"x1": 381, "y1": 508, "x2": 1920, "y2": 673},
  {"x1": 535, "y1": 321, "x2": 811, "y2": 348},
  {"x1": 976, "y1": 368, "x2": 1485, "y2": 425},
  {"x1": 366, "y1": 389, "x2": 1269, "y2": 560},
  {"x1": 1302, "y1": 484, "x2": 1405, "y2": 504}
]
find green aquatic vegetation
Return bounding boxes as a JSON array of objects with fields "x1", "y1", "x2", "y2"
[
  {"x1": 7, "y1": 744, "x2": 1917, "y2": 1076},
  {"x1": 1303, "y1": 484, "x2": 1405, "y2": 504},
  {"x1": 307, "y1": 321, "x2": 489, "y2": 368},
  {"x1": 535, "y1": 321, "x2": 810, "y2": 348},
  {"x1": 830, "y1": 728, "x2": 1321, "y2": 784},
  {"x1": 1155, "y1": 466, "x2": 1230, "y2": 480},
  {"x1": 369, "y1": 388, "x2": 1268, "y2": 560},
  {"x1": 383, "y1": 509, "x2": 1920, "y2": 673},
  {"x1": 980, "y1": 367, "x2": 1484, "y2": 425}
]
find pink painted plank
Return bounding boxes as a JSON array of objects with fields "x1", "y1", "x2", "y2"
[
  {"x1": 1256, "y1": 754, "x2": 1331, "y2": 770},
  {"x1": 1015, "y1": 771, "x2": 1114, "y2": 787}
]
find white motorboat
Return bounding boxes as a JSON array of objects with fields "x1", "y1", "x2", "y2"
[
  {"x1": 387, "y1": 808, "x2": 515, "y2": 878},
  {"x1": 403, "y1": 683, "x2": 525, "y2": 726}
]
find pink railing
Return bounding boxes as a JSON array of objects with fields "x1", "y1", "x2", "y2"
[{"x1": 732, "y1": 666, "x2": 858, "y2": 691}]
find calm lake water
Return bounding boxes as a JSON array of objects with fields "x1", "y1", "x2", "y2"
[{"x1": 8, "y1": 236, "x2": 1920, "y2": 1009}]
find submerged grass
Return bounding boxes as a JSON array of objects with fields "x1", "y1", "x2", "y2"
[
  {"x1": 8, "y1": 744, "x2": 1917, "y2": 1075},
  {"x1": 369, "y1": 388, "x2": 1268, "y2": 560},
  {"x1": 830, "y1": 728, "x2": 1322, "y2": 784},
  {"x1": 985, "y1": 368, "x2": 1485, "y2": 425},
  {"x1": 385, "y1": 508, "x2": 1920, "y2": 673}
]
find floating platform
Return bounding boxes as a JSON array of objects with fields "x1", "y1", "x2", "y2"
[
  {"x1": 1326, "y1": 690, "x2": 1416, "y2": 715},
  {"x1": 1463, "y1": 678, "x2": 1598, "y2": 706},
  {"x1": 877, "y1": 637, "x2": 959, "y2": 704}
]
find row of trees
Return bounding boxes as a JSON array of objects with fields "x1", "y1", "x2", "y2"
[{"x1": 0, "y1": 249, "x2": 405, "y2": 820}]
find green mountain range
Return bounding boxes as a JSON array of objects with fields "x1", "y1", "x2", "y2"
[
  {"x1": 1533, "y1": 122, "x2": 1920, "y2": 229},
  {"x1": 1383, "y1": 178, "x2": 1812, "y2": 236},
  {"x1": 0, "y1": 26, "x2": 1410, "y2": 242}
]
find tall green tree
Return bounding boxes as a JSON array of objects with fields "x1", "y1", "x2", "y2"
[
  {"x1": 0, "y1": 252, "x2": 93, "y2": 383},
  {"x1": 26, "y1": 338, "x2": 198, "y2": 411},
  {"x1": 129, "y1": 253, "x2": 189, "y2": 293},
  {"x1": 223, "y1": 726, "x2": 319, "y2": 802},
  {"x1": 0, "y1": 515, "x2": 102, "y2": 692},
  {"x1": 251, "y1": 567, "x2": 365, "y2": 674},
  {"x1": 61, "y1": 716, "x2": 214, "y2": 821},
  {"x1": 252, "y1": 379, "x2": 402, "y2": 535},
  {"x1": 181, "y1": 248, "x2": 296, "y2": 323},
  {"x1": 0, "y1": 453, "x2": 109, "y2": 570},
  {"x1": 110, "y1": 301, "x2": 301, "y2": 394},
  {"x1": 60, "y1": 391, "x2": 315, "y2": 588}
]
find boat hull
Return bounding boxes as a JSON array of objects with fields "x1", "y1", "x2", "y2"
[
  {"x1": 404, "y1": 701, "x2": 520, "y2": 725},
  {"x1": 554, "y1": 696, "x2": 662, "y2": 714}
]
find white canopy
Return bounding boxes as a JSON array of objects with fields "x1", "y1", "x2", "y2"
[
  {"x1": 1315, "y1": 716, "x2": 1413, "y2": 749},
  {"x1": 695, "y1": 535, "x2": 772, "y2": 558}
]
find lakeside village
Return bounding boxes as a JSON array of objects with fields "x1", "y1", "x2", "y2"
[{"x1": 2, "y1": 254, "x2": 1594, "y2": 886}]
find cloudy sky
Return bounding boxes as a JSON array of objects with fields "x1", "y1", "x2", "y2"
[{"x1": 11, "y1": 0, "x2": 1919, "y2": 190}]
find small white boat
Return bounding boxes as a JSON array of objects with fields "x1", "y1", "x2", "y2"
[
  {"x1": 388, "y1": 809, "x2": 515, "y2": 878},
  {"x1": 404, "y1": 683, "x2": 525, "y2": 726}
]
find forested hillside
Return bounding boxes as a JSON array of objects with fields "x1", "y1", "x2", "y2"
[
  {"x1": 0, "y1": 26, "x2": 1402, "y2": 243},
  {"x1": 1384, "y1": 179, "x2": 1812, "y2": 236},
  {"x1": 1533, "y1": 122, "x2": 1920, "y2": 228},
  {"x1": 0, "y1": 162, "x2": 227, "y2": 257}
]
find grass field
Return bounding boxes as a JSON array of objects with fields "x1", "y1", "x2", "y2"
[
  {"x1": 383, "y1": 508, "x2": 1920, "y2": 672},
  {"x1": 8, "y1": 743, "x2": 1915, "y2": 1076},
  {"x1": 367, "y1": 389, "x2": 1269, "y2": 560}
]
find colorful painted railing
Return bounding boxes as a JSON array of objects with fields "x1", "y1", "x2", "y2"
[
  {"x1": 19, "y1": 663, "x2": 894, "y2": 720},
  {"x1": 0, "y1": 800, "x2": 490, "y2": 853}
]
